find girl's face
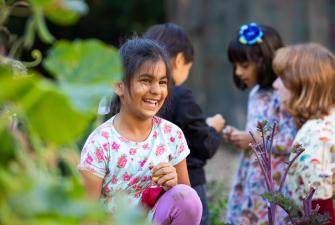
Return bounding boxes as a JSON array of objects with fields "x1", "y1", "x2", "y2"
[
  {"x1": 273, "y1": 77, "x2": 292, "y2": 111},
  {"x1": 234, "y1": 61, "x2": 257, "y2": 87},
  {"x1": 119, "y1": 59, "x2": 168, "y2": 120}
]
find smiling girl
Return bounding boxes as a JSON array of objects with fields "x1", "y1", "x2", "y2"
[{"x1": 78, "y1": 37, "x2": 202, "y2": 225}]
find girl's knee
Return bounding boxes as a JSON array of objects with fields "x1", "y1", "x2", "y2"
[{"x1": 167, "y1": 184, "x2": 202, "y2": 215}]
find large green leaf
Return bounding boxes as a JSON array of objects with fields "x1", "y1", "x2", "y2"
[
  {"x1": 44, "y1": 39, "x2": 121, "y2": 114},
  {"x1": 59, "y1": 83, "x2": 113, "y2": 114},
  {"x1": 24, "y1": 83, "x2": 91, "y2": 145},
  {"x1": 0, "y1": 68, "x2": 91, "y2": 145},
  {"x1": 44, "y1": 39, "x2": 121, "y2": 83}
]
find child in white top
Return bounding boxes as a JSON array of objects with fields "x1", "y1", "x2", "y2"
[{"x1": 78, "y1": 37, "x2": 202, "y2": 225}]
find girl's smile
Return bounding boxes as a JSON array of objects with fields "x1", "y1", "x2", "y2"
[{"x1": 119, "y1": 59, "x2": 168, "y2": 120}]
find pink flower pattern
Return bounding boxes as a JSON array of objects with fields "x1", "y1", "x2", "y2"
[
  {"x1": 111, "y1": 142, "x2": 120, "y2": 151},
  {"x1": 117, "y1": 155, "x2": 128, "y2": 168},
  {"x1": 155, "y1": 145, "x2": 165, "y2": 156},
  {"x1": 129, "y1": 148, "x2": 137, "y2": 155},
  {"x1": 78, "y1": 116, "x2": 190, "y2": 212},
  {"x1": 95, "y1": 148, "x2": 104, "y2": 162}
]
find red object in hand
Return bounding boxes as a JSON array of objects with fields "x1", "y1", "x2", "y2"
[{"x1": 141, "y1": 187, "x2": 165, "y2": 209}]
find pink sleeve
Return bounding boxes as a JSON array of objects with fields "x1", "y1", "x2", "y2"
[
  {"x1": 78, "y1": 132, "x2": 108, "y2": 179},
  {"x1": 170, "y1": 127, "x2": 190, "y2": 166}
]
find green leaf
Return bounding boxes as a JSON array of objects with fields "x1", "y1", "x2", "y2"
[
  {"x1": 59, "y1": 83, "x2": 114, "y2": 114},
  {"x1": 0, "y1": 68, "x2": 91, "y2": 145},
  {"x1": 44, "y1": 39, "x2": 122, "y2": 114},
  {"x1": 262, "y1": 192, "x2": 301, "y2": 218},
  {"x1": 0, "y1": 66, "x2": 35, "y2": 104},
  {"x1": 24, "y1": 84, "x2": 91, "y2": 145},
  {"x1": 44, "y1": 39, "x2": 121, "y2": 83},
  {"x1": 0, "y1": 127, "x2": 17, "y2": 167}
]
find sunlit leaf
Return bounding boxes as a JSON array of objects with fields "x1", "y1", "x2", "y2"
[
  {"x1": 44, "y1": 39, "x2": 121, "y2": 114},
  {"x1": 24, "y1": 84, "x2": 91, "y2": 144},
  {"x1": 59, "y1": 83, "x2": 113, "y2": 114},
  {"x1": 44, "y1": 39, "x2": 121, "y2": 83},
  {"x1": 0, "y1": 68, "x2": 91, "y2": 145}
]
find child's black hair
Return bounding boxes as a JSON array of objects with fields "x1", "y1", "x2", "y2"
[
  {"x1": 228, "y1": 24, "x2": 283, "y2": 90},
  {"x1": 111, "y1": 37, "x2": 172, "y2": 115},
  {"x1": 144, "y1": 23, "x2": 194, "y2": 63}
]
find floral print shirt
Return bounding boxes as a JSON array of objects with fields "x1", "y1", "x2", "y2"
[
  {"x1": 226, "y1": 85, "x2": 296, "y2": 225},
  {"x1": 287, "y1": 108, "x2": 335, "y2": 206},
  {"x1": 78, "y1": 116, "x2": 190, "y2": 212}
]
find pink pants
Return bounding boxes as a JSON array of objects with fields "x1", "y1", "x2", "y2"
[{"x1": 152, "y1": 184, "x2": 203, "y2": 225}]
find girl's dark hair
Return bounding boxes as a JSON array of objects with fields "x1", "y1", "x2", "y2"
[
  {"x1": 110, "y1": 37, "x2": 172, "y2": 115},
  {"x1": 228, "y1": 24, "x2": 283, "y2": 90},
  {"x1": 144, "y1": 23, "x2": 194, "y2": 63}
]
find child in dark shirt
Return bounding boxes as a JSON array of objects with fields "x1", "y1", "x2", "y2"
[{"x1": 145, "y1": 23, "x2": 225, "y2": 225}]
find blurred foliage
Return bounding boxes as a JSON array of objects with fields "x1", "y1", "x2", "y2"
[
  {"x1": 0, "y1": 0, "x2": 88, "y2": 57},
  {"x1": 3, "y1": 0, "x2": 165, "y2": 67},
  {"x1": 0, "y1": 1, "x2": 150, "y2": 224},
  {"x1": 44, "y1": 39, "x2": 121, "y2": 114},
  {"x1": 207, "y1": 180, "x2": 229, "y2": 225}
]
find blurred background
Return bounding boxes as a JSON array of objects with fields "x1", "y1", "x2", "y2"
[
  {"x1": 2, "y1": 0, "x2": 335, "y2": 224},
  {"x1": 8, "y1": 0, "x2": 335, "y2": 128}
]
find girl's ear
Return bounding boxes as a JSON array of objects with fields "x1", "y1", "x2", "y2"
[
  {"x1": 172, "y1": 52, "x2": 186, "y2": 69},
  {"x1": 113, "y1": 81, "x2": 124, "y2": 96}
]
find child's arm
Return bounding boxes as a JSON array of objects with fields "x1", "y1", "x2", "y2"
[
  {"x1": 174, "y1": 159, "x2": 190, "y2": 185},
  {"x1": 80, "y1": 170, "x2": 103, "y2": 201}
]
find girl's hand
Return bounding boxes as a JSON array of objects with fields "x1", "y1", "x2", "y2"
[
  {"x1": 229, "y1": 129, "x2": 253, "y2": 150},
  {"x1": 152, "y1": 162, "x2": 177, "y2": 190}
]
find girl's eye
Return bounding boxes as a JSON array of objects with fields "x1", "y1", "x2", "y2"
[
  {"x1": 141, "y1": 79, "x2": 151, "y2": 84},
  {"x1": 241, "y1": 63, "x2": 249, "y2": 68},
  {"x1": 159, "y1": 80, "x2": 168, "y2": 85}
]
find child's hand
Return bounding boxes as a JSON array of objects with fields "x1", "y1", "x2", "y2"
[
  {"x1": 222, "y1": 125, "x2": 235, "y2": 143},
  {"x1": 229, "y1": 129, "x2": 253, "y2": 150},
  {"x1": 151, "y1": 162, "x2": 177, "y2": 190},
  {"x1": 206, "y1": 114, "x2": 225, "y2": 133}
]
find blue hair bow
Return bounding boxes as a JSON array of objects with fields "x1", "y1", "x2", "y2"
[{"x1": 239, "y1": 23, "x2": 263, "y2": 45}]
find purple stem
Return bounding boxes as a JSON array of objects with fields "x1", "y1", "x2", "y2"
[
  {"x1": 270, "y1": 202, "x2": 277, "y2": 225},
  {"x1": 268, "y1": 123, "x2": 277, "y2": 193},
  {"x1": 250, "y1": 144, "x2": 273, "y2": 192},
  {"x1": 303, "y1": 187, "x2": 316, "y2": 217},
  {"x1": 250, "y1": 131, "x2": 273, "y2": 192},
  {"x1": 250, "y1": 132, "x2": 269, "y2": 168},
  {"x1": 279, "y1": 149, "x2": 304, "y2": 192}
]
